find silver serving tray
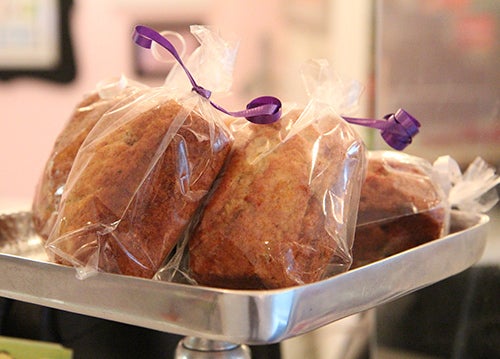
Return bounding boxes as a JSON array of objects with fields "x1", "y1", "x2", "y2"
[{"x1": 0, "y1": 211, "x2": 489, "y2": 345}]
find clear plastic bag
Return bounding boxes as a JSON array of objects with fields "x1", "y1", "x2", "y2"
[
  {"x1": 44, "y1": 26, "x2": 235, "y2": 279},
  {"x1": 32, "y1": 76, "x2": 146, "y2": 240},
  {"x1": 352, "y1": 151, "x2": 499, "y2": 269},
  {"x1": 179, "y1": 59, "x2": 367, "y2": 289},
  {"x1": 352, "y1": 151, "x2": 449, "y2": 269}
]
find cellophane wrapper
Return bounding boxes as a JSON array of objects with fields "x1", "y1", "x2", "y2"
[
  {"x1": 44, "y1": 26, "x2": 236, "y2": 279},
  {"x1": 159, "y1": 59, "x2": 368, "y2": 289},
  {"x1": 433, "y1": 155, "x2": 500, "y2": 214},
  {"x1": 352, "y1": 151, "x2": 450, "y2": 268},
  {"x1": 32, "y1": 76, "x2": 147, "y2": 240}
]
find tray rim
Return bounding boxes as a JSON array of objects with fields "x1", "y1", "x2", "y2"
[{"x1": 0, "y1": 210, "x2": 490, "y2": 344}]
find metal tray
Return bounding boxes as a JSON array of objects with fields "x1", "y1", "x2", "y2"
[{"x1": 0, "y1": 211, "x2": 489, "y2": 345}]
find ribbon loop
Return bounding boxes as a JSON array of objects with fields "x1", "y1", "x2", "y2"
[
  {"x1": 245, "y1": 96, "x2": 282, "y2": 124},
  {"x1": 381, "y1": 109, "x2": 420, "y2": 150}
]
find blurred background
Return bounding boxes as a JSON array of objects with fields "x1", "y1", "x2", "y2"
[
  {"x1": 0, "y1": 1, "x2": 498, "y2": 358},
  {"x1": 0, "y1": 0, "x2": 498, "y2": 208}
]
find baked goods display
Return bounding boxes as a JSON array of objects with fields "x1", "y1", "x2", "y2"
[
  {"x1": 188, "y1": 108, "x2": 366, "y2": 289},
  {"x1": 45, "y1": 94, "x2": 232, "y2": 278},
  {"x1": 352, "y1": 151, "x2": 449, "y2": 269},
  {"x1": 32, "y1": 82, "x2": 143, "y2": 240},
  {"x1": 30, "y1": 81, "x2": 430, "y2": 286},
  {"x1": 30, "y1": 25, "x2": 433, "y2": 288}
]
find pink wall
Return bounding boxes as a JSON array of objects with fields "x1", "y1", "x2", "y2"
[{"x1": 0, "y1": 1, "x2": 132, "y2": 209}]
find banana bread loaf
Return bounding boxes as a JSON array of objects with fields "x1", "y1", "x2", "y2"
[
  {"x1": 188, "y1": 109, "x2": 365, "y2": 289},
  {"x1": 46, "y1": 97, "x2": 232, "y2": 278},
  {"x1": 32, "y1": 92, "x2": 129, "y2": 240},
  {"x1": 32, "y1": 78, "x2": 146, "y2": 240},
  {"x1": 352, "y1": 151, "x2": 448, "y2": 268}
]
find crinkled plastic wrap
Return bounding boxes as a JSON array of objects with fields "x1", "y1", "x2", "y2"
[
  {"x1": 43, "y1": 26, "x2": 235, "y2": 279},
  {"x1": 32, "y1": 76, "x2": 147, "y2": 240},
  {"x1": 164, "y1": 60, "x2": 367, "y2": 290},
  {"x1": 352, "y1": 151, "x2": 450, "y2": 269},
  {"x1": 433, "y1": 155, "x2": 500, "y2": 214}
]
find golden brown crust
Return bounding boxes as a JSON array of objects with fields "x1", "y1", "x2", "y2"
[
  {"x1": 189, "y1": 110, "x2": 365, "y2": 289},
  {"x1": 48, "y1": 99, "x2": 231, "y2": 278},
  {"x1": 32, "y1": 93, "x2": 124, "y2": 240},
  {"x1": 352, "y1": 154, "x2": 447, "y2": 268}
]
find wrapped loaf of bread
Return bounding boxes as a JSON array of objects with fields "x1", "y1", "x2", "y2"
[
  {"x1": 32, "y1": 78, "x2": 144, "y2": 239},
  {"x1": 46, "y1": 92, "x2": 232, "y2": 278},
  {"x1": 352, "y1": 151, "x2": 449, "y2": 269},
  {"x1": 188, "y1": 106, "x2": 366, "y2": 289}
]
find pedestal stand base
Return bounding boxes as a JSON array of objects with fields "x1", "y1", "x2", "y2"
[{"x1": 175, "y1": 337, "x2": 252, "y2": 359}]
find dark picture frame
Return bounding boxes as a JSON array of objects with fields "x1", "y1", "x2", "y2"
[{"x1": 0, "y1": 0, "x2": 76, "y2": 83}]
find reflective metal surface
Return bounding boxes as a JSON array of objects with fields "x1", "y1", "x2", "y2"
[
  {"x1": 175, "y1": 337, "x2": 251, "y2": 359},
  {"x1": 0, "y1": 211, "x2": 489, "y2": 345}
]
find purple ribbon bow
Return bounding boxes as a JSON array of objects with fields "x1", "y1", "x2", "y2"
[
  {"x1": 133, "y1": 25, "x2": 419, "y2": 149},
  {"x1": 133, "y1": 25, "x2": 282, "y2": 125},
  {"x1": 342, "y1": 109, "x2": 420, "y2": 150}
]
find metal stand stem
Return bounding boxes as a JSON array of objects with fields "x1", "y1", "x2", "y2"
[{"x1": 175, "y1": 337, "x2": 252, "y2": 359}]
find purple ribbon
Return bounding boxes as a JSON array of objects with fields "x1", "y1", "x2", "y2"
[
  {"x1": 133, "y1": 25, "x2": 282, "y2": 125},
  {"x1": 342, "y1": 109, "x2": 420, "y2": 150},
  {"x1": 133, "y1": 25, "x2": 419, "y2": 149}
]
